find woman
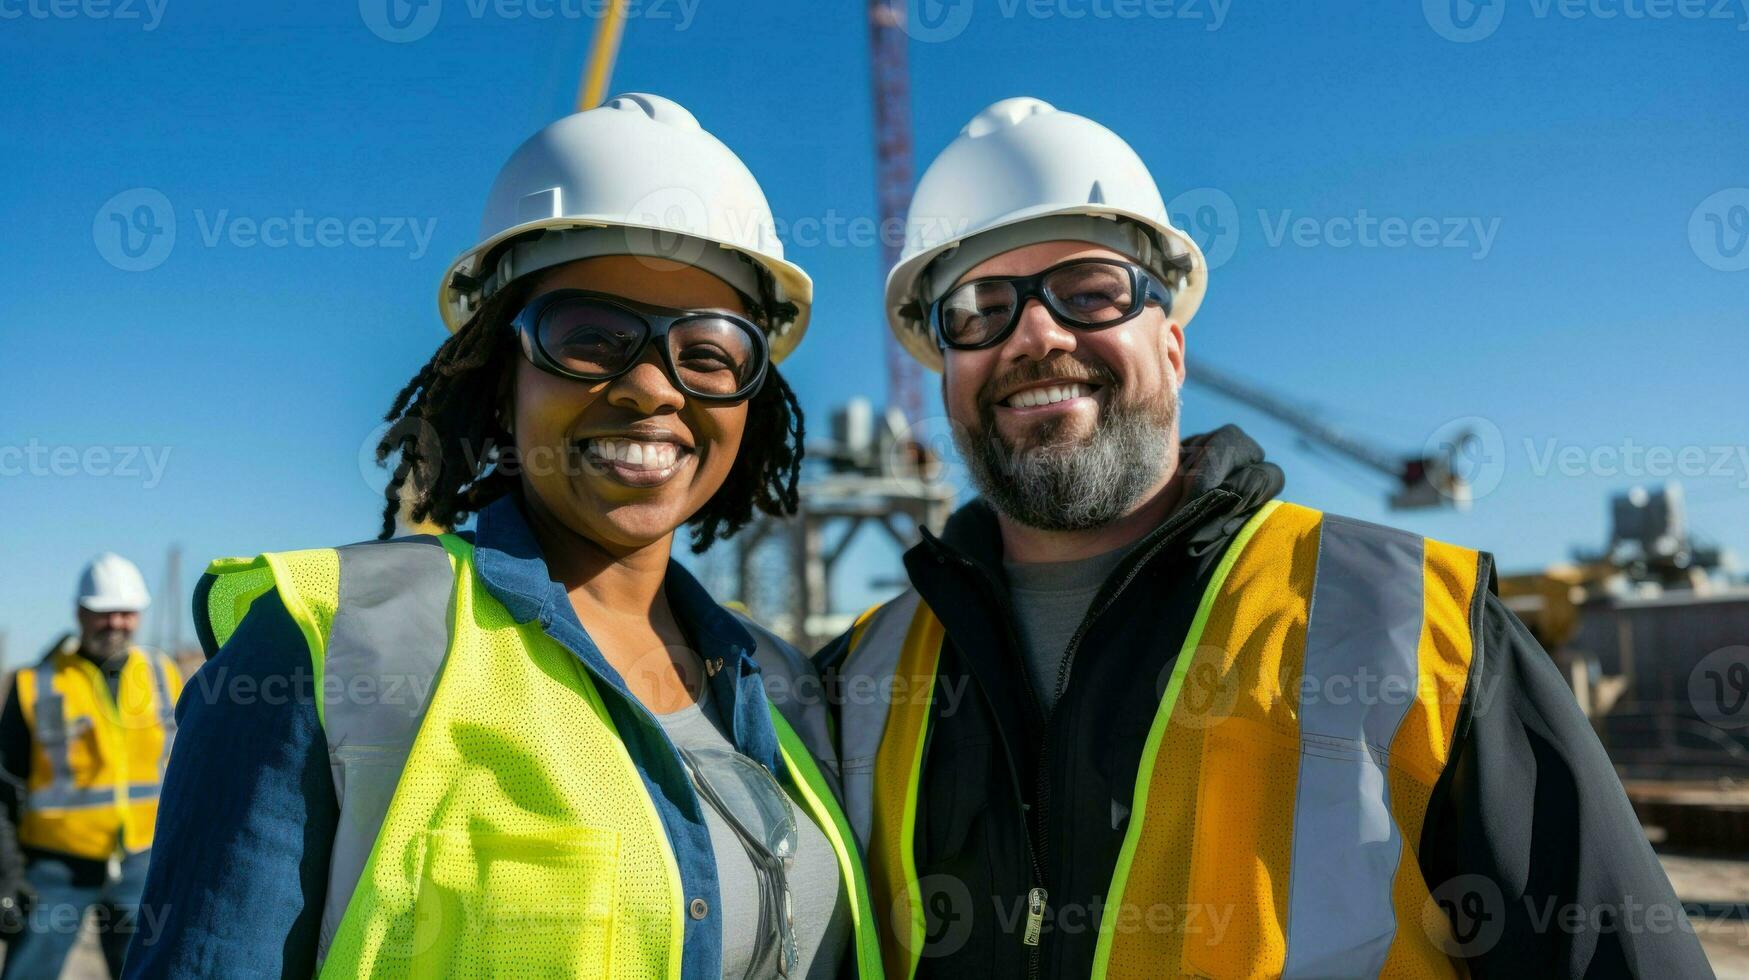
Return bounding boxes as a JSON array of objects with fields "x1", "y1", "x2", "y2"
[{"x1": 126, "y1": 95, "x2": 880, "y2": 980}]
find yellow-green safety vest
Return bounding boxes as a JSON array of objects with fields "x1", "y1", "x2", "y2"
[
  {"x1": 15, "y1": 640, "x2": 181, "y2": 860},
  {"x1": 837, "y1": 501, "x2": 1484, "y2": 979},
  {"x1": 197, "y1": 533, "x2": 883, "y2": 980}
]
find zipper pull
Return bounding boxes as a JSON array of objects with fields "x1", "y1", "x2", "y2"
[{"x1": 1023, "y1": 887, "x2": 1047, "y2": 946}]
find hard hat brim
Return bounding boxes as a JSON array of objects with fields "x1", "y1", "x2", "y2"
[{"x1": 78, "y1": 598, "x2": 149, "y2": 614}]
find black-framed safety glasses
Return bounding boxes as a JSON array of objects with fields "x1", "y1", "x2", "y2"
[
  {"x1": 512, "y1": 289, "x2": 770, "y2": 402},
  {"x1": 930, "y1": 257, "x2": 1174, "y2": 352}
]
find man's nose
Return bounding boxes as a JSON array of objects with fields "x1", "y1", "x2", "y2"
[{"x1": 999, "y1": 298, "x2": 1077, "y2": 362}]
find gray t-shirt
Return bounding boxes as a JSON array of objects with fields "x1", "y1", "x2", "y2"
[
  {"x1": 1002, "y1": 543, "x2": 1139, "y2": 714},
  {"x1": 655, "y1": 683, "x2": 850, "y2": 980}
]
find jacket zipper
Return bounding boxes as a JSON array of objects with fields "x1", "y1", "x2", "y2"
[
  {"x1": 974, "y1": 491, "x2": 1228, "y2": 978},
  {"x1": 930, "y1": 547, "x2": 1049, "y2": 975}
]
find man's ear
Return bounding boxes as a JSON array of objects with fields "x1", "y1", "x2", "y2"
[{"x1": 1166, "y1": 319, "x2": 1187, "y2": 388}]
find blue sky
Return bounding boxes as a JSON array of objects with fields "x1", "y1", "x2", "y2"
[{"x1": 3, "y1": 0, "x2": 1746, "y2": 664}]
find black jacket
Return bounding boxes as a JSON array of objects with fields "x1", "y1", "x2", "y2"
[{"x1": 820, "y1": 425, "x2": 1711, "y2": 979}]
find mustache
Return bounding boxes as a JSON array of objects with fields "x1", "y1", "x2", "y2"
[{"x1": 977, "y1": 356, "x2": 1119, "y2": 405}]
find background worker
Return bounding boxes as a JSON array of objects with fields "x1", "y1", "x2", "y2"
[
  {"x1": 0, "y1": 554, "x2": 181, "y2": 979},
  {"x1": 823, "y1": 98, "x2": 1711, "y2": 978}
]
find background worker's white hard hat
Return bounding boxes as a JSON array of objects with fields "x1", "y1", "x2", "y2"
[
  {"x1": 439, "y1": 93, "x2": 813, "y2": 363},
  {"x1": 76, "y1": 553, "x2": 151, "y2": 614},
  {"x1": 885, "y1": 97, "x2": 1208, "y2": 373}
]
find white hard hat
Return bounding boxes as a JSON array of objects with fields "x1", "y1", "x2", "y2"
[
  {"x1": 885, "y1": 97, "x2": 1208, "y2": 372},
  {"x1": 439, "y1": 93, "x2": 812, "y2": 364},
  {"x1": 76, "y1": 553, "x2": 150, "y2": 614}
]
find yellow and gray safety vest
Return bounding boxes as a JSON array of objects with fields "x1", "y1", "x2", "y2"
[
  {"x1": 15, "y1": 639, "x2": 181, "y2": 860},
  {"x1": 837, "y1": 501, "x2": 1483, "y2": 979},
  {"x1": 196, "y1": 534, "x2": 883, "y2": 979}
]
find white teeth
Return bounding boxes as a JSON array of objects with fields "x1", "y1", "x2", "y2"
[
  {"x1": 1007, "y1": 383, "x2": 1090, "y2": 408},
  {"x1": 585, "y1": 438, "x2": 683, "y2": 470}
]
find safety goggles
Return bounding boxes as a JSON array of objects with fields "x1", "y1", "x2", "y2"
[
  {"x1": 679, "y1": 746, "x2": 801, "y2": 978},
  {"x1": 930, "y1": 257, "x2": 1173, "y2": 351},
  {"x1": 512, "y1": 289, "x2": 770, "y2": 402}
]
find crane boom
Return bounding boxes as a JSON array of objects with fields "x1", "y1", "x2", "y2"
[{"x1": 1186, "y1": 357, "x2": 1473, "y2": 510}]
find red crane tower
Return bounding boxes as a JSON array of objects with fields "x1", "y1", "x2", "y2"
[{"x1": 868, "y1": 0, "x2": 926, "y2": 427}]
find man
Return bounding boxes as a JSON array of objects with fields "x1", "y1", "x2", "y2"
[
  {"x1": 821, "y1": 98, "x2": 1710, "y2": 978},
  {"x1": 0, "y1": 554, "x2": 181, "y2": 978}
]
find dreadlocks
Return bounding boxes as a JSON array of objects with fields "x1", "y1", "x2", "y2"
[{"x1": 374, "y1": 285, "x2": 805, "y2": 553}]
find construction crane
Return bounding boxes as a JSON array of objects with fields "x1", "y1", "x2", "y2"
[
  {"x1": 577, "y1": 0, "x2": 629, "y2": 111},
  {"x1": 1187, "y1": 357, "x2": 1475, "y2": 510},
  {"x1": 868, "y1": 0, "x2": 926, "y2": 428}
]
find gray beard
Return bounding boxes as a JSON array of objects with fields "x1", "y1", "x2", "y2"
[{"x1": 955, "y1": 380, "x2": 1178, "y2": 532}]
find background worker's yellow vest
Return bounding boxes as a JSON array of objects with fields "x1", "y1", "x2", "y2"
[
  {"x1": 15, "y1": 642, "x2": 181, "y2": 860},
  {"x1": 845, "y1": 501, "x2": 1485, "y2": 979},
  {"x1": 198, "y1": 533, "x2": 882, "y2": 980}
]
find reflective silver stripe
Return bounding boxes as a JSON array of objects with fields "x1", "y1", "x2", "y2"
[
  {"x1": 31, "y1": 665, "x2": 76, "y2": 798},
  {"x1": 1282, "y1": 515, "x2": 1425, "y2": 979},
  {"x1": 317, "y1": 536, "x2": 457, "y2": 963},
  {"x1": 27, "y1": 784, "x2": 115, "y2": 810},
  {"x1": 732, "y1": 611, "x2": 839, "y2": 787},
  {"x1": 128, "y1": 782, "x2": 162, "y2": 802},
  {"x1": 836, "y1": 589, "x2": 925, "y2": 847},
  {"x1": 145, "y1": 652, "x2": 178, "y2": 776}
]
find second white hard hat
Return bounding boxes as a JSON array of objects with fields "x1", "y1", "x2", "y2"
[
  {"x1": 885, "y1": 97, "x2": 1208, "y2": 372},
  {"x1": 439, "y1": 93, "x2": 813, "y2": 363},
  {"x1": 76, "y1": 553, "x2": 151, "y2": 614}
]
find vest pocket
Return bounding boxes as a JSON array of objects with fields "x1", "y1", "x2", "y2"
[{"x1": 409, "y1": 826, "x2": 622, "y2": 978}]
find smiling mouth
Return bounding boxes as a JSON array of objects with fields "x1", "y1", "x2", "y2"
[
  {"x1": 575, "y1": 436, "x2": 694, "y2": 486},
  {"x1": 998, "y1": 381, "x2": 1101, "y2": 409}
]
